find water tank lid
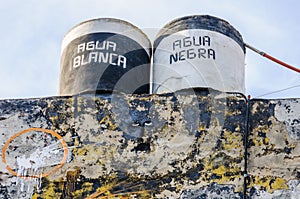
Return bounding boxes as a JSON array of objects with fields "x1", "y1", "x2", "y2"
[
  {"x1": 154, "y1": 15, "x2": 245, "y2": 53},
  {"x1": 61, "y1": 18, "x2": 151, "y2": 56}
]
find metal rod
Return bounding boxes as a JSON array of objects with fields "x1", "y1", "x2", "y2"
[
  {"x1": 245, "y1": 43, "x2": 300, "y2": 73},
  {"x1": 243, "y1": 96, "x2": 251, "y2": 199},
  {"x1": 244, "y1": 43, "x2": 265, "y2": 56}
]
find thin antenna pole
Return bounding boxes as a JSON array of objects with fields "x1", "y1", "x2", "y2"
[{"x1": 244, "y1": 43, "x2": 300, "y2": 73}]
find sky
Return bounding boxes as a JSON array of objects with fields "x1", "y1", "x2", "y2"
[{"x1": 0, "y1": 0, "x2": 299, "y2": 100}]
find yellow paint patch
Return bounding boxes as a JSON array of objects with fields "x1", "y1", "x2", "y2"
[
  {"x1": 223, "y1": 130, "x2": 243, "y2": 150},
  {"x1": 212, "y1": 165, "x2": 227, "y2": 175},
  {"x1": 271, "y1": 178, "x2": 289, "y2": 191},
  {"x1": 249, "y1": 176, "x2": 289, "y2": 193},
  {"x1": 41, "y1": 182, "x2": 62, "y2": 198},
  {"x1": 99, "y1": 115, "x2": 118, "y2": 130}
]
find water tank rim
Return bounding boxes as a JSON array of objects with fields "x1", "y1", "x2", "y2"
[
  {"x1": 154, "y1": 15, "x2": 245, "y2": 53},
  {"x1": 61, "y1": 17, "x2": 152, "y2": 56}
]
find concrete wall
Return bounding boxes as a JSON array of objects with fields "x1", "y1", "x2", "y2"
[
  {"x1": 247, "y1": 99, "x2": 300, "y2": 198},
  {"x1": 0, "y1": 90, "x2": 299, "y2": 198}
]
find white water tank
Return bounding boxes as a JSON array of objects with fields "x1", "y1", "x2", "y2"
[{"x1": 153, "y1": 15, "x2": 246, "y2": 94}]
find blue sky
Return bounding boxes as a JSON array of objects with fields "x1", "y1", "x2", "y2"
[{"x1": 0, "y1": 0, "x2": 299, "y2": 99}]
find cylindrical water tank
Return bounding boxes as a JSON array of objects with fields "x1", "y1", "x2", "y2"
[
  {"x1": 59, "y1": 18, "x2": 151, "y2": 95},
  {"x1": 153, "y1": 15, "x2": 246, "y2": 94}
]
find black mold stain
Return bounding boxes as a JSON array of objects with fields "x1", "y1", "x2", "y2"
[
  {"x1": 249, "y1": 100, "x2": 275, "y2": 130},
  {"x1": 131, "y1": 138, "x2": 151, "y2": 153}
]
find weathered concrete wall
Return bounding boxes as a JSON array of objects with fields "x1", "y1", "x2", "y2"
[
  {"x1": 0, "y1": 90, "x2": 299, "y2": 198},
  {"x1": 247, "y1": 99, "x2": 300, "y2": 198}
]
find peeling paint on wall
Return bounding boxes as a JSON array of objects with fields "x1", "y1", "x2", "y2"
[
  {"x1": 275, "y1": 99, "x2": 300, "y2": 140},
  {"x1": 247, "y1": 99, "x2": 300, "y2": 198}
]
